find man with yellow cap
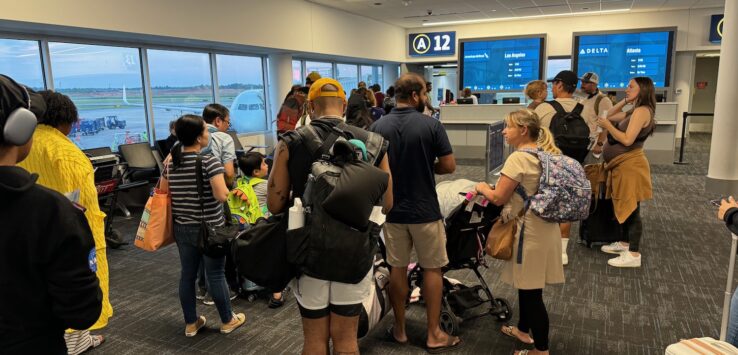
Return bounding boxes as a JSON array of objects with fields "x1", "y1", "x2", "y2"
[{"x1": 267, "y1": 78, "x2": 393, "y2": 354}]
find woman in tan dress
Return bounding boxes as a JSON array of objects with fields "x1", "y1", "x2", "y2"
[{"x1": 474, "y1": 109, "x2": 565, "y2": 355}]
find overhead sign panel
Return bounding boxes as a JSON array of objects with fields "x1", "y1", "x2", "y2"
[
  {"x1": 409, "y1": 31, "x2": 456, "y2": 57},
  {"x1": 709, "y1": 14, "x2": 724, "y2": 44}
]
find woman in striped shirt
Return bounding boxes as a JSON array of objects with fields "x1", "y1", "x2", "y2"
[{"x1": 161, "y1": 114, "x2": 245, "y2": 336}]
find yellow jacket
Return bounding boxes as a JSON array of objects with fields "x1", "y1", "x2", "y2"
[
  {"x1": 18, "y1": 124, "x2": 112, "y2": 330},
  {"x1": 584, "y1": 148, "x2": 653, "y2": 224}
]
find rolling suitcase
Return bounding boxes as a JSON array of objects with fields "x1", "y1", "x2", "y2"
[{"x1": 579, "y1": 182, "x2": 621, "y2": 247}]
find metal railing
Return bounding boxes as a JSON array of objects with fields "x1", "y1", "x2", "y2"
[{"x1": 674, "y1": 112, "x2": 714, "y2": 165}]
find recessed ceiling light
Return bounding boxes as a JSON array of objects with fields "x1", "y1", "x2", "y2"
[
  {"x1": 491, "y1": 9, "x2": 497, "y2": 12},
  {"x1": 373, "y1": 2, "x2": 381, "y2": 5}
]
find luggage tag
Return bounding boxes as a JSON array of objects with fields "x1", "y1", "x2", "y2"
[{"x1": 469, "y1": 211, "x2": 482, "y2": 224}]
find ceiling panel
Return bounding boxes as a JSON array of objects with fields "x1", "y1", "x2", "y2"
[{"x1": 306, "y1": 0, "x2": 724, "y2": 28}]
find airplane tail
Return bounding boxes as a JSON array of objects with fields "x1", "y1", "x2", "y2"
[{"x1": 122, "y1": 85, "x2": 129, "y2": 105}]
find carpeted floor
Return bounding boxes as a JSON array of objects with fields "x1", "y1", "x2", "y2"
[{"x1": 91, "y1": 133, "x2": 735, "y2": 354}]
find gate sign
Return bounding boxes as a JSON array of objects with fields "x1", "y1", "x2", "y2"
[
  {"x1": 709, "y1": 14, "x2": 724, "y2": 44},
  {"x1": 409, "y1": 31, "x2": 456, "y2": 57}
]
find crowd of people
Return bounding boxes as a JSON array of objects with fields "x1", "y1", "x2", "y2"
[{"x1": 1, "y1": 63, "x2": 736, "y2": 355}]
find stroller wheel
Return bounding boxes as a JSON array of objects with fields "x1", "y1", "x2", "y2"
[
  {"x1": 493, "y1": 298, "x2": 512, "y2": 321},
  {"x1": 439, "y1": 309, "x2": 459, "y2": 336}
]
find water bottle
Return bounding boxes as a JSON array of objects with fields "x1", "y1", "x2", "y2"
[
  {"x1": 592, "y1": 109, "x2": 608, "y2": 159},
  {"x1": 288, "y1": 198, "x2": 305, "y2": 230}
]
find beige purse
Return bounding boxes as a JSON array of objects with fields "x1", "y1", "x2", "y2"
[{"x1": 485, "y1": 217, "x2": 518, "y2": 260}]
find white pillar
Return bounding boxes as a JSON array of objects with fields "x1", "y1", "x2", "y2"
[
  {"x1": 267, "y1": 53, "x2": 293, "y2": 131},
  {"x1": 673, "y1": 52, "x2": 694, "y2": 139},
  {"x1": 383, "y1": 63, "x2": 399, "y2": 89},
  {"x1": 706, "y1": 0, "x2": 738, "y2": 195}
]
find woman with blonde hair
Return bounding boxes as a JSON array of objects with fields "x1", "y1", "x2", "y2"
[
  {"x1": 473, "y1": 109, "x2": 564, "y2": 355},
  {"x1": 524, "y1": 80, "x2": 548, "y2": 110}
]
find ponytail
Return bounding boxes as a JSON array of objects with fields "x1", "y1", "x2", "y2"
[
  {"x1": 170, "y1": 141, "x2": 183, "y2": 170},
  {"x1": 537, "y1": 127, "x2": 561, "y2": 155}
]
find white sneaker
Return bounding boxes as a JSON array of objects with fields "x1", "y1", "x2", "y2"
[
  {"x1": 562, "y1": 253, "x2": 568, "y2": 266},
  {"x1": 607, "y1": 252, "x2": 641, "y2": 268},
  {"x1": 601, "y1": 242, "x2": 627, "y2": 255}
]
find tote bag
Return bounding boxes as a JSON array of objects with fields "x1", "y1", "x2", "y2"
[{"x1": 135, "y1": 173, "x2": 173, "y2": 251}]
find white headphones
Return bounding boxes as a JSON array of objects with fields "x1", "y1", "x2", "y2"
[{"x1": 1, "y1": 75, "x2": 37, "y2": 146}]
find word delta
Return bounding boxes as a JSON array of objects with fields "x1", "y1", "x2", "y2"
[{"x1": 579, "y1": 47, "x2": 609, "y2": 55}]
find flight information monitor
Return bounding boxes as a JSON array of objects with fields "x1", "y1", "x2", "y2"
[
  {"x1": 573, "y1": 29, "x2": 675, "y2": 88},
  {"x1": 460, "y1": 36, "x2": 545, "y2": 91}
]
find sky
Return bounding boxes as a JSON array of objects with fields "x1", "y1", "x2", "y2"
[{"x1": 0, "y1": 39, "x2": 264, "y2": 90}]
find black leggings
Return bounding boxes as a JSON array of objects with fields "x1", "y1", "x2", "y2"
[
  {"x1": 517, "y1": 289, "x2": 549, "y2": 351},
  {"x1": 621, "y1": 203, "x2": 643, "y2": 252}
]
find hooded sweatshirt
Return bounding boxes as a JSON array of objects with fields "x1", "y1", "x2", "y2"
[{"x1": 0, "y1": 166, "x2": 102, "y2": 354}]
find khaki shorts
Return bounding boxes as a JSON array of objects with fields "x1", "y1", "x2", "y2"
[{"x1": 383, "y1": 220, "x2": 448, "y2": 269}]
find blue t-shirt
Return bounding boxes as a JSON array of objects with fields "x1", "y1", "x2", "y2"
[{"x1": 369, "y1": 107, "x2": 453, "y2": 224}]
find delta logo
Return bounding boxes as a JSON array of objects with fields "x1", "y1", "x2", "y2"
[{"x1": 579, "y1": 45, "x2": 610, "y2": 56}]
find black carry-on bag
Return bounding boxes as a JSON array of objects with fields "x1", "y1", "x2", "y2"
[{"x1": 579, "y1": 182, "x2": 622, "y2": 247}]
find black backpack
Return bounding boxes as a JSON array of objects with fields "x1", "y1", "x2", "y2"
[
  {"x1": 287, "y1": 121, "x2": 389, "y2": 284},
  {"x1": 547, "y1": 100, "x2": 589, "y2": 164}
]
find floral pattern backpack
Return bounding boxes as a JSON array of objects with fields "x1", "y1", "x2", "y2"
[{"x1": 517, "y1": 148, "x2": 591, "y2": 223}]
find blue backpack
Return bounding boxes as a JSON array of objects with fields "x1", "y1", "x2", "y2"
[{"x1": 514, "y1": 148, "x2": 591, "y2": 263}]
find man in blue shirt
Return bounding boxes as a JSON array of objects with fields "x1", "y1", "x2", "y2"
[{"x1": 370, "y1": 73, "x2": 462, "y2": 352}]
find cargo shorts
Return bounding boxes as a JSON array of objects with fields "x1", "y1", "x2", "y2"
[{"x1": 383, "y1": 220, "x2": 448, "y2": 269}]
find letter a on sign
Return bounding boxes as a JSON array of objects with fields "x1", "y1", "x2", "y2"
[{"x1": 417, "y1": 38, "x2": 427, "y2": 50}]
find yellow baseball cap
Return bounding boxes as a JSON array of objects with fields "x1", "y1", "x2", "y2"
[
  {"x1": 306, "y1": 71, "x2": 322, "y2": 83},
  {"x1": 308, "y1": 78, "x2": 347, "y2": 102}
]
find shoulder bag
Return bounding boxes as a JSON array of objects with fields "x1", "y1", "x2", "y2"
[{"x1": 195, "y1": 155, "x2": 239, "y2": 258}]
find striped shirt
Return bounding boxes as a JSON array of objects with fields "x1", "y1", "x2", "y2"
[{"x1": 165, "y1": 153, "x2": 226, "y2": 226}]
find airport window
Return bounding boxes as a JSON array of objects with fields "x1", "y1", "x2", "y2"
[
  {"x1": 0, "y1": 38, "x2": 45, "y2": 91},
  {"x1": 292, "y1": 60, "x2": 303, "y2": 85},
  {"x1": 216, "y1": 54, "x2": 267, "y2": 132},
  {"x1": 336, "y1": 63, "x2": 358, "y2": 92},
  {"x1": 49, "y1": 42, "x2": 146, "y2": 151},
  {"x1": 360, "y1": 65, "x2": 381, "y2": 87},
  {"x1": 377, "y1": 66, "x2": 384, "y2": 88},
  {"x1": 305, "y1": 61, "x2": 333, "y2": 79},
  {"x1": 148, "y1": 49, "x2": 213, "y2": 140}
]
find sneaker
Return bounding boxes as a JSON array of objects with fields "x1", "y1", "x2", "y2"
[
  {"x1": 202, "y1": 295, "x2": 214, "y2": 305},
  {"x1": 562, "y1": 253, "x2": 568, "y2": 266},
  {"x1": 196, "y1": 288, "x2": 208, "y2": 301},
  {"x1": 601, "y1": 242, "x2": 627, "y2": 255},
  {"x1": 607, "y1": 252, "x2": 641, "y2": 268},
  {"x1": 229, "y1": 289, "x2": 238, "y2": 301},
  {"x1": 220, "y1": 313, "x2": 246, "y2": 334},
  {"x1": 185, "y1": 316, "x2": 206, "y2": 337}
]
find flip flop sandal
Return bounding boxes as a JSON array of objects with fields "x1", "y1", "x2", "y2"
[
  {"x1": 426, "y1": 337, "x2": 464, "y2": 354},
  {"x1": 91, "y1": 335, "x2": 105, "y2": 348},
  {"x1": 515, "y1": 350, "x2": 530, "y2": 355},
  {"x1": 385, "y1": 327, "x2": 408, "y2": 345},
  {"x1": 501, "y1": 325, "x2": 535, "y2": 344}
]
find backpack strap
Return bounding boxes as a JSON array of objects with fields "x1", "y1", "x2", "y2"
[
  {"x1": 296, "y1": 121, "x2": 343, "y2": 161},
  {"x1": 594, "y1": 95, "x2": 604, "y2": 116},
  {"x1": 572, "y1": 103, "x2": 584, "y2": 116},
  {"x1": 547, "y1": 100, "x2": 566, "y2": 115}
]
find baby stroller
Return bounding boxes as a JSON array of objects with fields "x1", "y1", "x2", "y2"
[{"x1": 406, "y1": 183, "x2": 512, "y2": 335}]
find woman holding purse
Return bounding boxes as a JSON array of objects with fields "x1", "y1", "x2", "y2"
[
  {"x1": 160, "y1": 114, "x2": 245, "y2": 337},
  {"x1": 473, "y1": 109, "x2": 564, "y2": 355}
]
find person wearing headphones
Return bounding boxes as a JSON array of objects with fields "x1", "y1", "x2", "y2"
[{"x1": 0, "y1": 75, "x2": 103, "y2": 354}]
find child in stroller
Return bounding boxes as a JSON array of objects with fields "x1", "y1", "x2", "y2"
[{"x1": 404, "y1": 180, "x2": 512, "y2": 335}]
